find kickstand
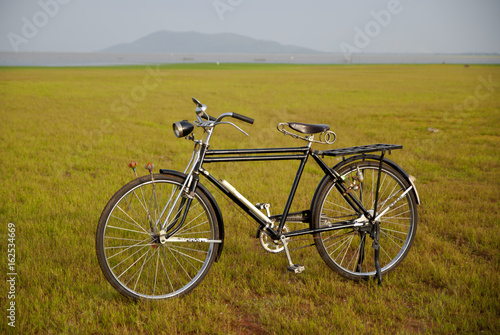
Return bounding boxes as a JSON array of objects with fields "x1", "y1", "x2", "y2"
[
  {"x1": 372, "y1": 222, "x2": 382, "y2": 285},
  {"x1": 280, "y1": 235, "x2": 305, "y2": 274}
]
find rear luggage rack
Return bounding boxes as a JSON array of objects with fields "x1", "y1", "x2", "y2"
[{"x1": 317, "y1": 144, "x2": 402, "y2": 157}]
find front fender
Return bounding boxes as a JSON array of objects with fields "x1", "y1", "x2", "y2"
[{"x1": 159, "y1": 169, "x2": 225, "y2": 262}]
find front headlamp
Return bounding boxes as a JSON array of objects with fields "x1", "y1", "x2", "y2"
[{"x1": 173, "y1": 120, "x2": 194, "y2": 138}]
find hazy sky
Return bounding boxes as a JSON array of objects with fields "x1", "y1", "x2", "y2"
[{"x1": 1, "y1": 0, "x2": 499, "y2": 54}]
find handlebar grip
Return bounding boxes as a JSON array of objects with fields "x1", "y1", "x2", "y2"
[{"x1": 232, "y1": 113, "x2": 254, "y2": 124}]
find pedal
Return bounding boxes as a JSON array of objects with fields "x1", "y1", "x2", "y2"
[
  {"x1": 255, "y1": 203, "x2": 271, "y2": 217},
  {"x1": 280, "y1": 235, "x2": 305, "y2": 274},
  {"x1": 287, "y1": 264, "x2": 305, "y2": 274}
]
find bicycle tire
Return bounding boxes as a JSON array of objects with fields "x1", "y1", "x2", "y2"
[
  {"x1": 312, "y1": 160, "x2": 417, "y2": 280},
  {"x1": 96, "y1": 173, "x2": 220, "y2": 300}
]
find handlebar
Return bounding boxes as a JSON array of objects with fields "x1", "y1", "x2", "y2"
[
  {"x1": 232, "y1": 113, "x2": 254, "y2": 124},
  {"x1": 192, "y1": 97, "x2": 254, "y2": 125},
  {"x1": 173, "y1": 98, "x2": 254, "y2": 139}
]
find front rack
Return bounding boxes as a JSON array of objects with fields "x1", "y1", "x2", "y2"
[{"x1": 317, "y1": 144, "x2": 402, "y2": 157}]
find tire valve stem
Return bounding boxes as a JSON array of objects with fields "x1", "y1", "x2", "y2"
[{"x1": 128, "y1": 161, "x2": 138, "y2": 178}]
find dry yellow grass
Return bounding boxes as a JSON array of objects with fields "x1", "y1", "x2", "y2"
[{"x1": 0, "y1": 63, "x2": 499, "y2": 333}]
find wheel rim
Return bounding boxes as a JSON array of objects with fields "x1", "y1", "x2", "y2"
[
  {"x1": 101, "y1": 178, "x2": 216, "y2": 299},
  {"x1": 318, "y1": 164, "x2": 415, "y2": 278}
]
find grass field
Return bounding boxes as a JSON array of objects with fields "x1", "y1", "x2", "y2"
[{"x1": 1, "y1": 63, "x2": 499, "y2": 334}]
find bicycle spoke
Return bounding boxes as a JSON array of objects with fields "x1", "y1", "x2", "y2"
[
  {"x1": 324, "y1": 232, "x2": 353, "y2": 251},
  {"x1": 314, "y1": 161, "x2": 417, "y2": 280},
  {"x1": 383, "y1": 210, "x2": 411, "y2": 219},
  {"x1": 166, "y1": 246, "x2": 193, "y2": 281},
  {"x1": 159, "y1": 249, "x2": 175, "y2": 293},
  {"x1": 370, "y1": 168, "x2": 375, "y2": 210},
  {"x1": 105, "y1": 236, "x2": 145, "y2": 243},
  {"x1": 380, "y1": 219, "x2": 410, "y2": 228},
  {"x1": 168, "y1": 246, "x2": 206, "y2": 265},
  {"x1": 168, "y1": 244, "x2": 209, "y2": 255},
  {"x1": 161, "y1": 246, "x2": 185, "y2": 289},
  {"x1": 177, "y1": 220, "x2": 209, "y2": 235},
  {"x1": 105, "y1": 243, "x2": 153, "y2": 250},
  {"x1": 153, "y1": 247, "x2": 161, "y2": 296},
  {"x1": 172, "y1": 204, "x2": 204, "y2": 234},
  {"x1": 130, "y1": 248, "x2": 155, "y2": 290},
  {"x1": 106, "y1": 224, "x2": 150, "y2": 236},
  {"x1": 114, "y1": 206, "x2": 150, "y2": 234},
  {"x1": 328, "y1": 234, "x2": 353, "y2": 259},
  {"x1": 381, "y1": 228, "x2": 406, "y2": 245},
  {"x1": 346, "y1": 236, "x2": 363, "y2": 272},
  {"x1": 325, "y1": 199, "x2": 354, "y2": 214},
  {"x1": 336, "y1": 234, "x2": 355, "y2": 266},
  {"x1": 115, "y1": 246, "x2": 150, "y2": 279},
  {"x1": 380, "y1": 226, "x2": 409, "y2": 236},
  {"x1": 121, "y1": 193, "x2": 144, "y2": 226}
]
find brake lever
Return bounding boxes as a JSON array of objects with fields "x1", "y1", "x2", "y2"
[
  {"x1": 194, "y1": 120, "x2": 214, "y2": 128},
  {"x1": 215, "y1": 121, "x2": 249, "y2": 136}
]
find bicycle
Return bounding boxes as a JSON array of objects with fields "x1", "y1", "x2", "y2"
[{"x1": 96, "y1": 97, "x2": 420, "y2": 300}]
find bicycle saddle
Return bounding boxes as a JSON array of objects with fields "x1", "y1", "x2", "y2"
[{"x1": 288, "y1": 122, "x2": 330, "y2": 134}]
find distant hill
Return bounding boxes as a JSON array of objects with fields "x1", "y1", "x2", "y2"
[{"x1": 99, "y1": 30, "x2": 323, "y2": 54}]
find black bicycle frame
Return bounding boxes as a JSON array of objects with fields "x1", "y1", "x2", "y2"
[{"x1": 196, "y1": 144, "x2": 381, "y2": 241}]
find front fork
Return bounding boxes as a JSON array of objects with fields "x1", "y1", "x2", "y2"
[
  {"x1": 159, "y1": 140, "x2": 207, "y2": 237},
  {"x1": 163, "y1": 171, "x2": 200, "y2": 239}
]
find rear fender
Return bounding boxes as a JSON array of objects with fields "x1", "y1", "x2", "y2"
[
  {"x1": 333, "y1": 155, "x2": 420, "y2": 204},
  {"x1": 310, "y1": 154, "x2": 420, "y2": 216}
]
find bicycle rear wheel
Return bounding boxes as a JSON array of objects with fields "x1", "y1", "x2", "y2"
[
  {"x1": 312, "y1": 161, "x2": 417, "y2": 280},
  {"x1": 96, "y1": 173, "x2": 220, "y2": 299}
]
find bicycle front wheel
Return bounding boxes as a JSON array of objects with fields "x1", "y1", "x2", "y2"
[
  {"x1": 96, "y1": 173, "x2": 220, "y2": 300},
  {"x1": 312, "y1": 161, "x2": 417, "y2": 280}
]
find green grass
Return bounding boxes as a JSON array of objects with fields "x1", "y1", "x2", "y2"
[{"x1": 1, "y1": 63, "x2": 499, "y2": 334}]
